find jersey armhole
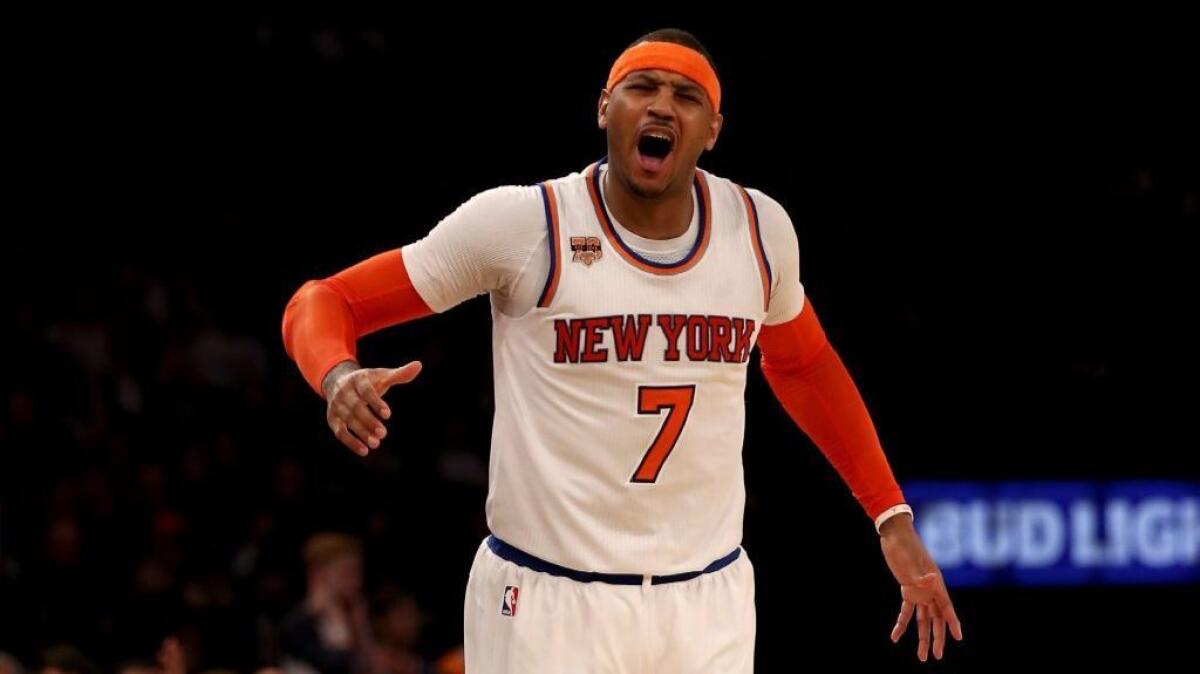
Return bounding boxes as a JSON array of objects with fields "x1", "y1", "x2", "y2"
[
  {"x1": 535, "y1": 181, "x2": 562, "y2": 308},
  {"x1": 736, "y1": 185, "x2": 772, "y2": 313}
]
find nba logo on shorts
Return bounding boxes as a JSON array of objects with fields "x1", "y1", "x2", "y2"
[{"x1": 500, "y1": 585, "x2": 519, "y2": 617}]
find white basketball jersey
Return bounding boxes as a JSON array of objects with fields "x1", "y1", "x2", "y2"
[{"x1": 486, "y1": 161, "x2": 774, "y2": 574}]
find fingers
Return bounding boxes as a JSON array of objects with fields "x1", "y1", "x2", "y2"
[
  {"x1": 349, "y1": 397, "x2": 387, "y2": 444},
  {"x1": 346, "y1": 414, "x2": 381, "y2": 451},
  {"x1": 327, "y1": 382, "x2": 385, "y2": 456},
  {"x1": 331, "y1": 418, "x2": 369, "y2": 456},
  {"x1": 892, "y1": 599, "x2": 914, "y2": 643},
  {"x1": 891, "y1": 565, "x2": 960, "y2": 660},
  {"x1": 325, "y1": 362, "x2": 421, "y2": 457},
  {"x1": 917, "y1": 604, "x2": 932, "y2": 663},
  {"x1": 329, "y1": 396, "x2": 377, "y2": 455},
  {"x1": 379, "y1": 361, "x2": 423, "y2": 391},
  {"x1": 354, "y1": 376, "x2": 392, "y2": 421},
  {"x1": 932, "y1": 605, "x2": 946, "y2": 660},
  {"x1": 934, "y1": 588, "x2": 964, "y2": 641}
]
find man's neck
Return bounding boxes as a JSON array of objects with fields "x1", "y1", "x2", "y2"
[{"x1": 603, "y1": 166, "x2": 694, "y2": 241}]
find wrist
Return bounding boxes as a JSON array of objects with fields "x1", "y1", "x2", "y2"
[
  {"x1": 876, "y1": 505, "x2": 915, "y2": 537},
  {"x1": 321, "y1": 360, "x2": 360, "y2": 399}
]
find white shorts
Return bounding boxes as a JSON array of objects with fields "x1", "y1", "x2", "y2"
[{"x1": 463, "y1": 536, "x2": 756, "y2": 673}]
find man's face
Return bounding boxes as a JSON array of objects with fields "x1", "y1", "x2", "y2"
[
  {"x1": 321, "y1": 554, "x2": 363, "y2": 601},
  {"x1": 599, "y1": 68, "x2": 723, "y2": 198},
  {"x1": 378, "y1": 596, "x2": 422, "y2": 646}
]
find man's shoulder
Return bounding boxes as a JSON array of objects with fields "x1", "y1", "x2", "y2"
[
  {"x1": 463, "y1": 183, "x2": 544, "y2": 208},
  {"x1": 699, "y1": 169, "x2": 786, "y2": 213},
  {"x1": 728, "y1": 180, "x2": 790, "y2": 229},
  {"x1": 691, "y1": 168, "x2": 792, "y2": 231},
  {"x1": 538, "y1": 165, "x2": 592, "y2": 193},
  {"x1": 463, "y1": 166, "x2": 590, "y2": 212}
]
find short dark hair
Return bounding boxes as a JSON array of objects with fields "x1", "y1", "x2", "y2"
[{"x1": 629, "y1": 28, "x2": 717, "y2": 74}]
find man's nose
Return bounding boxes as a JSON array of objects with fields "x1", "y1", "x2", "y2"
[{"x1": 646, "y1": 88, "x2": 676, "y2": 120}]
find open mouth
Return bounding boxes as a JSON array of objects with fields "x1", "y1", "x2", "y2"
[{"x1": 635, "y1": 129, "x2": 675, "y2": 173}]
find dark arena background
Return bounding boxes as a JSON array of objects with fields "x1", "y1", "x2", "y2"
[{"x1": 4, "y1": 8, "x2": 1198, "y2": 673}]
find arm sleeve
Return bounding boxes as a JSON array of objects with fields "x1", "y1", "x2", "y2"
[
  {"x1": 757, "y1": 293, "x2": 911, "y2": 532},
  {"x1": 281, "y1": 249, "x2": 433, "y2": 397}
]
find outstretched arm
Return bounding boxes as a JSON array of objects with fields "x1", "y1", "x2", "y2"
[
  {"x1": 282, "y1": 249, "x2": 432, "y2": 455},
  {"x1": 281, "y1": 185, "x2": 549, "y2": 456}
]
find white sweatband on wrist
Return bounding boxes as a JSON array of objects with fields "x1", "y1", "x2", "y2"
[{"x1": 875, "y1": 504, "x2": 914, "y2": 534}]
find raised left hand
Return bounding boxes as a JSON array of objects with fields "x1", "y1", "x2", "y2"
[{"x1": 879, "y1": 514, "x2": 964, "y2": 662}]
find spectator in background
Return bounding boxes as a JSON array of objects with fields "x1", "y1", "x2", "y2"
[
  {"x1": 369, "y1": 588, "x2": 431, "y2": 674},
  {"x1": 279, "y1": 533, "x2": 380, "y2": 674}
]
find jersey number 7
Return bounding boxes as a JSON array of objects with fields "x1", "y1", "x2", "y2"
[{"x1": 631, "y1": 385, "x2": 696, "y2": 483}]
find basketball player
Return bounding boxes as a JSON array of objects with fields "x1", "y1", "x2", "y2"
[{"x1": 283, "y1": 28, "x2": 963, "y2": 672}]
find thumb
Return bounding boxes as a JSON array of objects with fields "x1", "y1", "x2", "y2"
[{"x1": 377, "y1": 360, "x2": 423, "y2": 391}]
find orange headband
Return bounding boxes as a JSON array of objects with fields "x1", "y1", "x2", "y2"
[{"x1": 606, "y1": 41, "x2": 722, "y2": 114}]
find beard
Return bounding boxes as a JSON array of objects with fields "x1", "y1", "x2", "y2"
[{"x1": 613, "y1": 159, "x2": 673, "y2": 200}]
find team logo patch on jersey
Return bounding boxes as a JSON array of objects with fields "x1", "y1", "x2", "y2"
[
  {"x1": 570, "y1": 236, "x2": 603, "y2": 266},
  {"x1": 500, "y1": 585, "x2": 519, "y2": 617}
]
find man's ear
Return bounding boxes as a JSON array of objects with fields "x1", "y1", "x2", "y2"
[
  {"x1": 705, "y1": 111, "x2": 725, "y2": 152},
  {"x1": 598, "y1": 89, "x2": 611, "y2": 130}
]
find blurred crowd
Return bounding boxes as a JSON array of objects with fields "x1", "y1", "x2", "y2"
[{"x1": 0, "y1": 247, "x2": 486, "y2": 671}]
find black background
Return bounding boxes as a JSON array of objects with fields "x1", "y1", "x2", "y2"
[{"x1": 5, "y1": 6, "x2": 1199, "y2": 671}]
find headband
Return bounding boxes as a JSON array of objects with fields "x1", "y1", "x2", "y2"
[{"x1": 607, "y1": 41, "x2": 721, "y2": 113}]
